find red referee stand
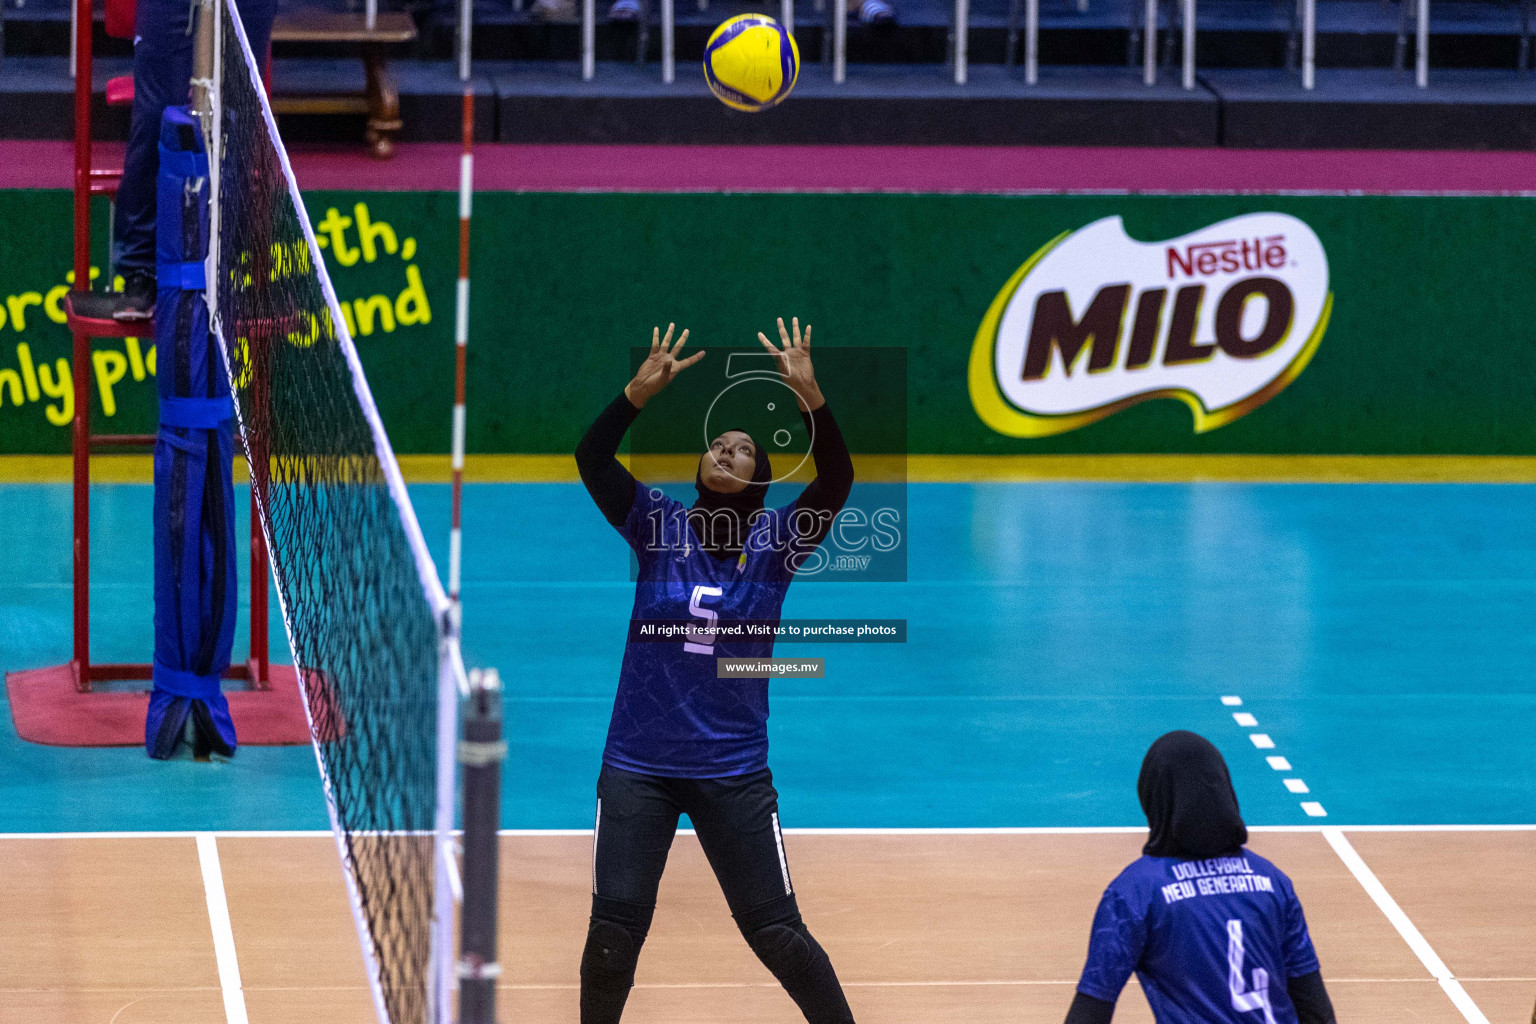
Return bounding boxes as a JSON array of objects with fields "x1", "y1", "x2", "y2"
[{"x1": 2, "y1": 0, "x2": 309, "y2": 749}]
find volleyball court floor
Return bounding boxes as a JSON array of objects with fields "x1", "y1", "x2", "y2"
[{"x1": 1, "y1": 476, "x2": 1532, "y2": 1023}]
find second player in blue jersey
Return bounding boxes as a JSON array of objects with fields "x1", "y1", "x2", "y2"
[{"x1": 1065, "y1": 731, "x2": 1337, "y2": 1024}]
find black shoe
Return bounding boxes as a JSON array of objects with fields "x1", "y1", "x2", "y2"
[{"x1": 113, "y1": 270, "x2": 155, "y2": 322}]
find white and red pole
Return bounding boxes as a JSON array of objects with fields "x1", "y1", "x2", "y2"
[
  {"x1": 436, "y1": 4, "x2": 474, "y2": 1021},
  {"x1": 448, "y1": 0, "x2": 473, "y2": 630}
]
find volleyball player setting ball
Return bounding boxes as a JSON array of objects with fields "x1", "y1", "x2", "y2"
[
  {"x1": 574, "y1": 319, "x2": 856, "y2": 1024},
  {"x1": 1064, "y1": 732, "x2": 1338, "y2": 1024}
]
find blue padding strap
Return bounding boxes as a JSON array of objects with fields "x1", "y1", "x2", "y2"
[
  {"x1": 160, "y1": 395, "x2": 233, "y2": 429},
  {"x1": 152, "y1": 660, "x2": 223, "y2": 701},
  {"x1": 159, "y1": 148, "x2": 209, "y2": 179},
  {"x1": 157, "y1": 261, "x2": 206, "y2": 290}
]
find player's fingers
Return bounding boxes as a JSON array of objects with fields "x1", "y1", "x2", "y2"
[
  {"x1": 671, "y1": 329, "x2": 691, "y2": 356},
  {"x1": 660, "y1": 322, "x2": 675, "y2": 352},
  {"x1": 757, "y1": 331, "x2": 781, "y2": 354},
  {"x1": 678, "y1": 351, "x2": 706, "y2": 369},
  {"x1": 776, "y1": 316, "x2": 792, "y2": 348},
  {"x1": 791, "y1": 316, "x2": 802, "y2": 347},
  {"x1": 803, "y1": 324, "x2": 812, "y2": 348},
  {"x1": 651, "y1": 326, "x2": 660, "y2": 353}
]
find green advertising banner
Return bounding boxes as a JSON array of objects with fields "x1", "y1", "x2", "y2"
[{"x1": 2, "y1": 189, "x2": 1533, "y2": 455}]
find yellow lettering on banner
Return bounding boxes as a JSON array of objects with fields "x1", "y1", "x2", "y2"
[
  {"x1": 316, "y1": 208, "x2": 359, "y2": 266},
  {"x1": 45, "y1": 285, "x2": 69, "y2": 324},
  {"x1": 287, "y1": 311, "x2": 322, "y2": 348},
  {"x1": 354, "y1": 203, "x2": 398, "y2": 263},
  {"x1": 353, "y1": 295, "x2": 395, "y2": 336},
  {"x1": 396, "y1": 265, "x2": 431, "y2": 327},
  {"x1": 0, "y1": 368, "x2": 21, "y2": 406},
  {"x1": 231, "y1": 337, "x2": 250, "y2": 389},
  {"x1": 7, "y1": 292, "x2": 42, "y2": 333},
  {"x1": 37, "y1": 357, "x2": 72, "y2": 425},
  {"x1": 0, "y1": 303, "x2": 7, "y2": 330},
  {"x1": 93, "y1": 349, "x2": 128, "y2": 417},
  {"x1": 16, "y1": 343, "x2": 41, "y2": 401},
  {"x1": 146, "y1": 344, "x2": 157, "y2": 377},
  {"x1": 126, "y1": 337, "x2": 147, "y2": 381}
]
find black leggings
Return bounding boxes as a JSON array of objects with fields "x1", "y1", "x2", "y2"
[{"x1": 581, "y1": 764, "x2": 856, "y2": 1024}]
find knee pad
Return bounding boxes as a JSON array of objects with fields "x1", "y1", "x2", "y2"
[
  {"x1": 581, "y1": 898, "x2": 654, "y2": 985},
  {"x1": 737, "y1": 895, "x2": 814, "y2": 981}
]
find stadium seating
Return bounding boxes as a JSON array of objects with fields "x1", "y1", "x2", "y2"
[{"x1": 2, "y1": 0, "x2": 1534, "y2": 147}]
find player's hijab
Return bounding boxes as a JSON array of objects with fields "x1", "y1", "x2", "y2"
[
  {"x1": 1138, "y1": 730, "x2": 1248, "y2": 860},
  {"x1": 690, "y1": 429, "x2": 772, "y2": 560}
]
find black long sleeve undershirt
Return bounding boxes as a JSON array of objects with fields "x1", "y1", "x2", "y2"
[
  {"x1": 1287, "y1": 970, "x2": 1338, "y2": 1024},
  {"x1": 793, "y1": 401, "x2": 855, "y2": 540},
  {"x1": 574, "y1": 392, "x2": 854, "y2": 536},
  {"x1": 575, "y1": 392, "x2": 643, "y2": 528},
  {"x1": 1061, "y1": 972, "x2": 1336, "y2": 1024},
  {"x1": 1063, "y1": 991, "x2": 1115, "y2": 1024}
]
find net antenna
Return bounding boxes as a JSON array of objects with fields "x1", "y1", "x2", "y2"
[
  {"x1": 448, "y1": 0, "x2": 474, "y2": 631},
  {"x1": 208, "y1": 0, "x2": 468, "y2": 1019}
]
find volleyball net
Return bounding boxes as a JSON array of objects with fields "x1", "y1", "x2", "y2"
[{"x1": 203, "y1": 0, "x2": 488, "y2": 1019}]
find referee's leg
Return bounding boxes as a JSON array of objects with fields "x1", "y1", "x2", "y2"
[
  {"x1": 112, "y1": 0, "x2": 277, "y2": 285},
  {"x1": 688, "y1": 769, "x2": 857, "y2": 1024},
  {"x1": 582, "y1": 764, "x2": 681, "y2": 1024}
]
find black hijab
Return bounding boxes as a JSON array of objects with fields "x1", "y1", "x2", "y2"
[
  {"x1": 1138, "y1": 730, "x2": 1248, "y2": 860},
  {"x1": 689, "y1": 429, "x2": 772, "y2": 560}
]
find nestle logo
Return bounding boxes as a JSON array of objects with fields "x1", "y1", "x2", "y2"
[{"x1": 1167, "y1": 236, "x2": 1287, "y2": 280}]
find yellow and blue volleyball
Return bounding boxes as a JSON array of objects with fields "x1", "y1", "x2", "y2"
[{"x1": 703, "y1": 14, "x2": 800, "y2": 112}]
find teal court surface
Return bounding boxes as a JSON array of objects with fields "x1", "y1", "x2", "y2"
[
  {"x1": 1, "y1": 476, "x2": 1533, "y2": 1023},
  {"x1": 3, "y1": 478, "x2": 1533, "y2": 832}
]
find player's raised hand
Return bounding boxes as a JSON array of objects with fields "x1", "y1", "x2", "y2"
[
  {"x1": 625, "y1": 324, "x2": 704, "y2": 408},
  {"x1": 757, "y1": 317, "x2": 825, "y2": 412}
]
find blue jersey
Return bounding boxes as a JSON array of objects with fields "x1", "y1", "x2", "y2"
[
  {"x1": 603, "y1": 483, "x2": 804, "y2": 778},
  {"x1": 1077, "y1": 850, "x2": 1321, "y2": 1024}
]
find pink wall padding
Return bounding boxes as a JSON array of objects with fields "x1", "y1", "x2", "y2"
[{"x1": 6, "y1": 141, "x2": 1536, "y2": 194}]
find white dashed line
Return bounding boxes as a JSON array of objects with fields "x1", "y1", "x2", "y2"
[{"x1": 1220, "y1": 699, "x2": 1319, "y2": 821}]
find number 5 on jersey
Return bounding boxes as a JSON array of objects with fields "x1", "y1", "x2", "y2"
[{"x1": 684, "y1": 585, "x2": 723, "y2": 655}]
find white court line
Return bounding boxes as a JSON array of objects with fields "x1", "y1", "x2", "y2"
[
  {"x1": 3, "y1": 824, "x2": 1536, "y2": 839},
  {"x1": 1323, "y1": 828, "x2": 1491, "y2": 1024},
  {"x1": 493, "y1": 975, "x2": 1536, "y2": 992},
  {"x1": 195, "y1": 834, "x2": 250, "y2": 1024}
]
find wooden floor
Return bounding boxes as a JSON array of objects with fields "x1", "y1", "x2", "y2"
[{"x1": 2, "y1": 830, "x2": 1532, "y2": 1024}]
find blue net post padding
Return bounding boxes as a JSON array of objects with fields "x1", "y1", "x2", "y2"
[{"x1": 147, "y1": 106, "x2": 240, "y2": 760}]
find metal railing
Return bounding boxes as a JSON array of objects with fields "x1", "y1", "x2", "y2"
[{"x1": 570, "y1": 0, "x2": 1459, "y2": 90}]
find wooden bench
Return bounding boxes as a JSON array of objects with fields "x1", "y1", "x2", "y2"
[{"x1": 270, "y1": 11, "x2": 418, "y2": 159}]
